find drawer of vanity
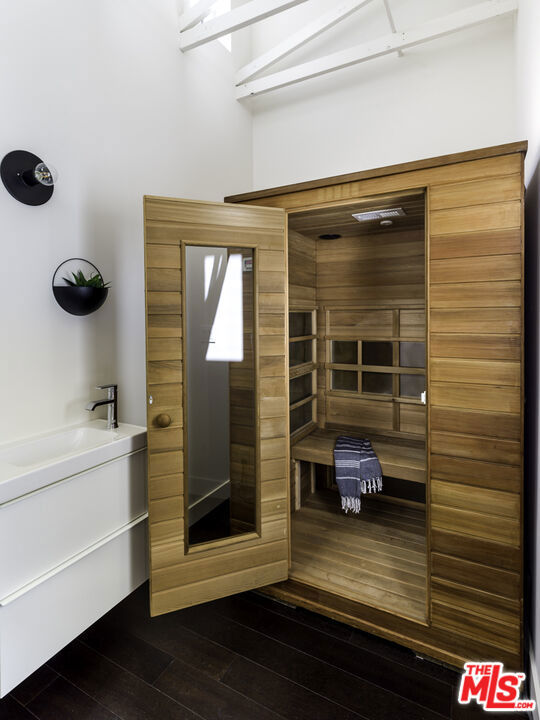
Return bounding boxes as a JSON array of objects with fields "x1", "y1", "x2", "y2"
[{"x1": 0, "y1": 449, "x2": 147, "y2": 600}]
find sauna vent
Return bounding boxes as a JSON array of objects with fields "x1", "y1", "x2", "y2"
[{"x1": 352, "y1": 208, "x2": 406, "y2": 222}]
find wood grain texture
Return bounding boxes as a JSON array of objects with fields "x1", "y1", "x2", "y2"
[
  {"x1": 431, "y1": 358, "x2": 520, "y2": 386},
  {"x1": 430, "y1": 308, "x2": 520, "y2": 334},
  {"x1": 225, "y1": 141, "x2": 526, "y2": 204},
  {"x1": 431, "y1": 406, "x2": 520, "y2": 440},
  {"x1": 291, "y1": 429, "x2": 426, "y2": 484},
  {"x1": 144, "y1": 196, "x2": 289, "y2": 617},
  {"x1": 430, "y1": 281, "x2": 521, "y2": 308},
  {"x1": 431, "y1": 529, "x2": 520, "y2": 572},
  {"x1": 290, "y1": 194, "x2": 424, "y2": 240},
  {"x1": 326, "y1": 396, "x2": 394, "y2": 434},
  {"x1": 431, "y1": 601, "x2": 519, "y2": 654},
  {"x1": 288, "y1": 229, "x2": 316, "y2": 308},
  {"x1": 290, "y1": 491, "x2": 426, "y2": 622},
  {"x1": 433, "y1": 504, "x2": 518, "y2": 547},
  {"x1": 430, "y1": 201, "x2": 521, "y2": 236},
  {"x1": 432, "y1": 577, "x2": 521, "y2": 626},
  {"x1": 426, "y1": 146, "x2": 524, "y2": 669},
  {"x1": 431, "y1": 453, "x2": 521, "y2": 493},
  {"x1": 316, "y1": 228, "x2": 425, "y2": 309},
  {"x1": 430, "y1": 254, "x2": 521, "y2": 284},
  {"x1": 431, "y1": 553, "x2": 520, "y2": 600},
  {"x1": 227, "y1": 144, "x2": 525, "y2": 671},
  {"x1": 145, "y1": 196, "x2": 285, "y2": 230},
  {"x1": 287, "y1": 231, "x2": 317, "y2": 435},
  {"x1": 432, "y1": 479, "x2": 520, "y2": 522},
  {"x1": 429, "y1": 174, "x2": 522, "y2": 211},
  {"x1": 430, "y1": 333, "x2": 520, "y2": 360},
  {"x1": 430, "y1": 228, "x2": 521, "y2": 260},
  {"x1": 328, "y1": 309, "x2": 394, "y2": 337},
  {"x1": 430, "y1": 381, "x2": 520, "y2": 413}
]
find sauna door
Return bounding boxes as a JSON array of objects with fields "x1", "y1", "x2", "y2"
[{"x1": 144, "y1": 196, "x2": 289, "y2": 616}]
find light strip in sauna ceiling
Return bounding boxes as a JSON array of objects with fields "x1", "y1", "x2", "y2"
[{"x1": 352, "y1": 208, "x2": 406, "y2": 222}]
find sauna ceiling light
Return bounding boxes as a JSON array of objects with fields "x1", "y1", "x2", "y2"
[{"x1": 352, "y1": 208, "x2": 406, "y2": 222}]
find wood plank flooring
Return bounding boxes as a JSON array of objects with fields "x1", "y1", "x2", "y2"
[
  {"x1": 1, "y1": 582, "x2": 527, "y2": 720},
  {"x1": 0, "y1": 584, "x2": 520, "y2": 720},
  {"x1": 291, "y1": 490, "x2": 427, "y2": 622}
]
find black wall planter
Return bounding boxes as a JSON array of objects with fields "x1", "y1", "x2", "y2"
[{"x1": 52, "y1": 259, "x2": 109, "y2": 316}]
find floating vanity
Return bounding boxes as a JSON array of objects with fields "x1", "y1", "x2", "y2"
[{"x1": 0, "y1": 420, "x2": 148, "y2": 697}]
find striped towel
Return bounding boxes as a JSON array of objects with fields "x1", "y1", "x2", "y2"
[{"x1": 333, "y1": 436, "x2": 383, "y2": 514}]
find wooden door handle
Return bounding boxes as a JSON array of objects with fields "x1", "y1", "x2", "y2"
[{"x1": 155, "y1": 413, "x2": 171, "y2": 428}]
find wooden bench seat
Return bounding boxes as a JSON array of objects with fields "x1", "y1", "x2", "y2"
[{"x1": 292, "y1": 429, "x2": 426, "y2": 485}]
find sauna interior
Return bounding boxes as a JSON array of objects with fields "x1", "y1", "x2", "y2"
[{"x1": 286, "y1": 191, "x2": 427, "y2": 622}]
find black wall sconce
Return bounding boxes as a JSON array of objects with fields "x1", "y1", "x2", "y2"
[{"x1": 0, "y1": 150, "x2": 57, "y2": 205}]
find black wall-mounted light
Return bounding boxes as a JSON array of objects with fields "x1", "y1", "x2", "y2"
[{"x1": 0, "y1": 150, "x2": 57, "y2": 205}]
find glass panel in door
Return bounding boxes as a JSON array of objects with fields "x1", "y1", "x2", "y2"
[{"x1": 184, "y1": 246, "x2": 256, "y2": 546}]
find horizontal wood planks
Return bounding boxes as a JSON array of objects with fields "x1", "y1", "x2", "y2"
[
  {"x1": 316, "y1": 230, "x2": 425, "y2": 307},
  {"x1": 230, "y1": 143, "x2": 525, "y2": 670},
  {"x1": 144, "y1": 196, "x2": 289, "y2": 617},
  {"x1": 311, "y1": 220, "x2": 426, "y2": 442},
  {"x1": 427, "y1": 154, "x2": 524, "y2": 666},
  {"x1": 290, "y1": 491, "x2": 427, "y2": 622},
  {"x1": 288, "y1": 229, "x2": 316, "y2": 309}
]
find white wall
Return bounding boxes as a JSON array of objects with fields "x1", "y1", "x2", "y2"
[
  {"x1": 0, "y1": 0, "x2": 252, "y2": 444},
  {"x1": 516, "y1": 0, "x2": 540, "y2": 702},
  {"x1": 248, "y1": 0, "x2": 518, "y2": 189}
]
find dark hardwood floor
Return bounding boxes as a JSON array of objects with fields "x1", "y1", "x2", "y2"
[{"x1": 0, "y1": 582, "x2": 527, "y2": 719}]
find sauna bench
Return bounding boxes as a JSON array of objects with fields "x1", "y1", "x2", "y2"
[{"x1": 292, "y1": 429, "x2": 426, "y2": 485}]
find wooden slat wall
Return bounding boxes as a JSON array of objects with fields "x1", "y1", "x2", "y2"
[
  {"x1": 428, "y1": 162, "x2": 524, "y2": 666},
  {"x1": 288, "y1": 229, "x2": 316, "y2": 309},
  {"x1": 288, "y1": 229, "x2": 318, "y2": 480},
  {"x1": 232, "y1": 144, "x2": 525, "y2": 670},
  {"x1": 144, "y1": 197, "x2": 289, "y2": 616},
  {"x1": 315, "y1": 229, "x2": 425, "y2": 437},
  {"x1": 317, "y1": 230, "x2": 425, "y2": 307}
]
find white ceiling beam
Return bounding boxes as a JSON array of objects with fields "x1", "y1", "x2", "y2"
[
  {"x1": 236, "y1": 0, "x2": 518, "y2": 99},
  {"x1": 382, "y1": 0, "x2": 403, "y2": 57},
  {"x1": 180, "y1": 0, "x2": 311, "y2": 52},
  {"x1": 236, "y1": 0, "x2": 376, "y2": 85},
  {"x1": 179, "y1": 0, "x2": 218, "y2": 33}
]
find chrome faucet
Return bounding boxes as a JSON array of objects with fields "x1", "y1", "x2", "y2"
[{"x1": 86, "y1": 384, "x2": 118, "y2": 429}]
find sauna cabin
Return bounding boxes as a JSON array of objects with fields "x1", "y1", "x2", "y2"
[{"x1": 143, "y1": 141, "x2": 526, "y2": 671}]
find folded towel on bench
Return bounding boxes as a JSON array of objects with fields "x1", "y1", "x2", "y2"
[{"x1": 333, "y1": 436, "x2": 383, "y2": 514}]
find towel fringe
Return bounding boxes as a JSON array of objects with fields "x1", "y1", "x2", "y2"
[
  {"x1": 341, "y1": 496, "x2": 362, "y2": 514},
  {"x1": 360, "y1": 476, "x2": 383, "y2": 494}
]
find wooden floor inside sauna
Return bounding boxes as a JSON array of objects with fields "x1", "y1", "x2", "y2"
[{"x1": 290, "y1": 490, "x2": 427, "y2": 623}]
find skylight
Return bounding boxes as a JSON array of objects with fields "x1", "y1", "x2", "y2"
[{"x1": 189, "y1": 0, "x2": 232, "y2": 51}]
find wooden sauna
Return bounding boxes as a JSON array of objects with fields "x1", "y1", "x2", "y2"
[{"x1": 143, "y1": 141, "x2": 526, "y2": 671}]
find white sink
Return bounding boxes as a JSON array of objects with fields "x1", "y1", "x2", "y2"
[
  {"x1": 0, "y1": 420, "x2": 147, "y2": 504},
  {"x1": 0, "y1": 426, "x2": 118, "y2": 468}
]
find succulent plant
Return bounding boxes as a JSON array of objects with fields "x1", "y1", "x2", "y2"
[{"x1": 63, "y1": 269, "x2": 110, "y2": 288}]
